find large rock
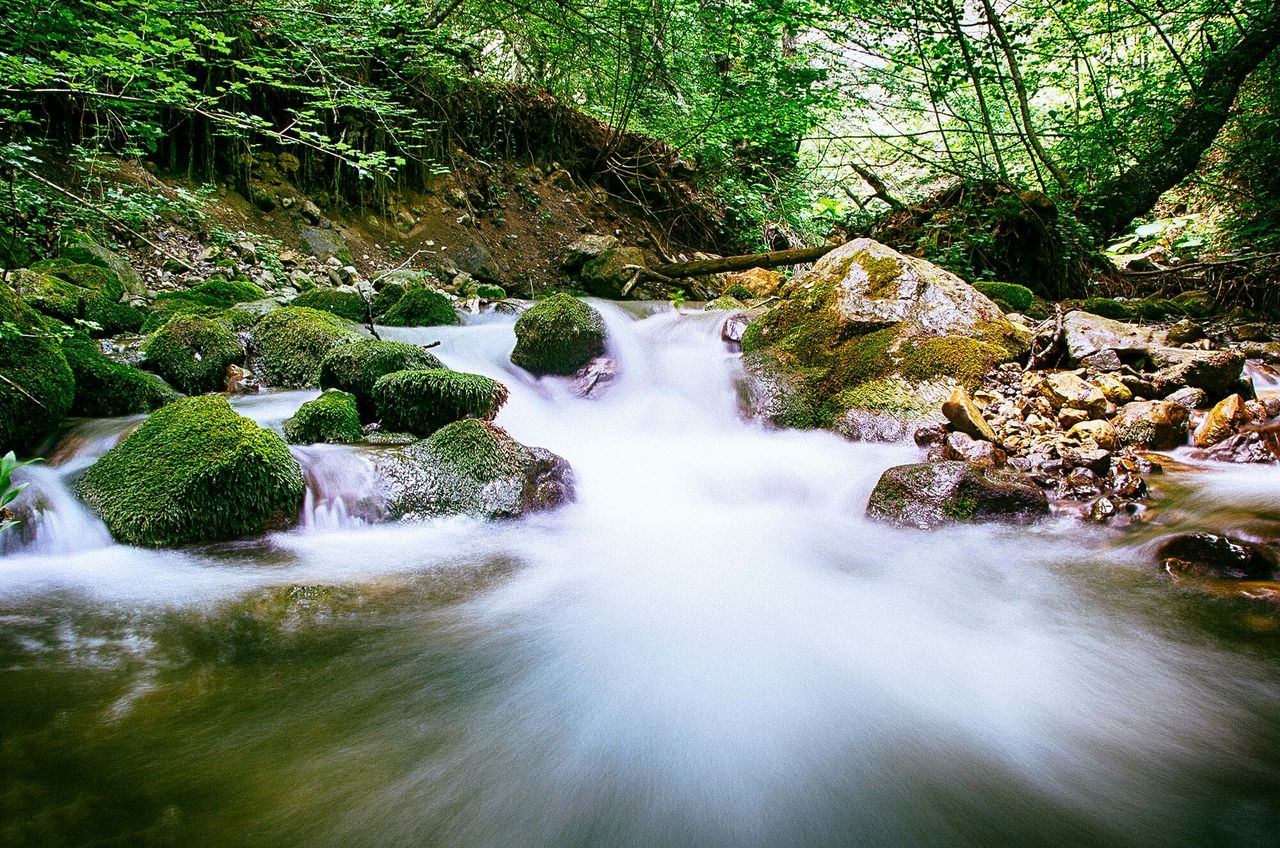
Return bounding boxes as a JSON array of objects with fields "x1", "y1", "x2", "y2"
[
  {"x1": 249, "y1": 306, "x2": 364, "y2": 387},
  {"x1": 283, "y1": 389, "x2": 363, "y2": 444},
  {"x1": 376, "y1": 419, "x2": 573, "y2": 520},
  {"x1": 379, "y1": 287, "x2": 459, "y2": 328},
  {"x1": 723, "y1": 267, "x2": 783, "y2": 298},
  {"x1": 14, "y1": 263, "x2": 144, "y2": 336},
  {"x1": 579, "y1": 246, "x2": 651, "y2": 298},
  {"x1": 1149, "y1": 348, "x2": 1246, "y2": 400},
  {"x1": 451, "y1": 239, "x2": 500, "y2": 282},
  {"x1": 1039, "y1": 372, "x2": 1107, "y2": 419},
  {"x1": 143, "y1": 314, "x2": 245, "y2": 394},
  {"x1": 1060, "y1": 310, "x2": 1166, "y2": 363},
  {"x1": 300, "y1": 226, "x2": 350, "y2": 262},
  {"x1": 75, "y1": 396, "x2": 305, "y2": 547},
  {"x1": 372, "y1": 369, "x2": 509, "y2": 437},
  {"x1": 63, "y1": 335, "x2": 182, "y2": 417},
  {"x1": 866, "y1": 461, "x2": 1049, "y2": 529},
  {"x1": 1111, "y1": 400, "x2": 1189, "y2": 449},
  {"x1": 1157, "y1": 533, "x2": 1278, "y2": 581},
  {"x1": 510, "y1": 293, "x2": 607, "y2": 375},
  {"x1": 319, "y1": 339, "x2": 444, "y2": 419},
  {"x1": 561, "y1": 234, "x2": 620, "y2": 274},
  {"x1": 60, "y1": 240, "x2": 146, "y2": 300},
  {"x1": 740, "y1": 239, "x2": 1029, "y2": 433},
  {"x1": 1192, "y1": 393, "x2": 1248, "y2": 448},
  {"x1": 0, "y1": 283, "x2": 74, "y2": 451}
]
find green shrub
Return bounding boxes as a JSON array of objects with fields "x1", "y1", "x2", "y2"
[
  {"x1": 282, "y1": 389, "x2": 363, "y2": 444},
  {"x1": 973, "y1": 281, "x2": 1034, "y2": 313},
  {"x1": 510, "y1": 293, "x2": 606, "y2": 375},
  {"x1": 290, "y1": 288, "x2": 370, "y2": 322},
  {"x1": 372, "y1": 369, "x2": 508, "y2": 436},
  {"x1": 74, "y1": 396, "x2": 305, "y2": 547},
  {"x1": 380, "y1": 287, "x2": 459, "y2": 327},
  {"x1": 318, "y1": 339, "x2": 445, "y2": 419},
  {"x1": 62, "y1": 335, "x2": 182, "y2": 417},
  {"x1": 249, "y1": 306, "x2": 363, "y2": 388},
  {"x1": 143, "y1": 314, "x2": 245, "y2": 394},
  {"x1": 0, "y1": 283, "x2": 75, "y2": 452},
  {"x1": 1081, "y1": 297, "x2": 1136, "y2": 321}
]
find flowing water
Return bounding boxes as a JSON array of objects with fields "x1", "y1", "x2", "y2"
[{"x1": 3, "y1": 304, "x2": 1280, "y2": 847}]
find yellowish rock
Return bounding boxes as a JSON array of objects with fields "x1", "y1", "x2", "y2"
[
  {"x1": 1192, "y1": 393, "x2": 1247, "y2": 448},
  {"x1": 1067, "y1": 419, "x2": 1119, "y2": 451}
]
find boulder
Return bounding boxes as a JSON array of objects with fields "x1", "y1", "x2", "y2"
[
  {"x1": 580, "y1": 246, "x2": 653, "y2": 298},
  {"x1": 283, "y1": 389, "x2": 363, "y2": 444},
  {"x1": 290, "y1": 288, "x2": 369, "y2": 323},
  {"x1": 510, "y1": 293, "x2": 607, "y2": 375},
  {"x1": 941, "y1": 387, "x2": 996, "y2": 442},
  {"x1": 942, "y1": 431, "x2": 1006, "y2": 466},
  {"x1": 1165, "y1": 386, "x2": 1207, "y2": 410},
  {"x1": 1060, "y1": 310, "x2": 1166, "y2": 362},
  {"x1": 300, "y1": 226, "x2": 350, "y2": 263},
  {"x1": 143, "y1": 314, "x2": 245, "y2": 395},
  {"x1": 379, "y1": 287, "x2": 459, "y2": 328},
  {"x1": 0, "y1": 283, "x2": 74, "y2": 451},
  {"x1": 74, "y1": 396, "x2": 305, "y2": 547},
  {"x1": 249, "y1": 306, "x2": 364, "y2": 388},
  {"x1": 62, "y1": 335, "x2": 182, "y2": 417},
  {"x1": 372, "y1": 369, "x2": 509, "y2": 437},
  {"x1": 561, "y1": 235, "x2": 620, "y2": 274},
  {"x1": 723, "y1": 267, "x2": 784, "y2": 299},
  {"x1": 1191, "y1": 393, "x2": 1247, "y2": 448},
  {"x1": 1166, "y1": 319, "x2": 1205, "y2": 345},
  {"x1": 739, "y1": 350, "x2": 822, "y2": 430},
  {"x1": 1066, "y1": 419, "x2": 1118, "y2": 451},
  {"x1": 319, "y1": 339, "x2": 445, "y2": 419},
  {"x1": 1157, "y1": 533, "x2": 1278, "y2": 581},
  {"x1": 972, "y1": 281, "x2": 1034, "y2": 313},
  {"x1": 1229, "y1": 323, "x2": 1271, "y2": 343},
  {"x1": 14, "y1": 264, "x2": 143, "y2": 336},
  {"x1": 1111, "y1": 400, "x2": 1189, "y2": 450},
  {"x1": 376, "y1": 419, "x2": 573, "y2": 520},
  {"x1": 60, "y1": 240, "x2": 147, "y2": 300},
  {"x1": 1149, "y1": 348, "x2": 1245, "y2": 400},
  {"x1": 866, "y1": 461, "x2": 1049, "y2": 529},
  {"x1": 452, "y1": 239, "x2": 500, "y2": 282},
  {"x1": 1039, "y1": 372, "x2": 1107, "y2": 418}
]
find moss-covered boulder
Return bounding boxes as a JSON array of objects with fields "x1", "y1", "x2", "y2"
[
  {"x1": 74, "y1": 396, "x2": 305, "y2": 547},
  {"x1": 739, "y1": 240, "x2": 1029, "y2": 438},
  {"x1": 13, "y1": 264, "x2": 144, "y2": 336},
  {"x1": 318, "y1": 339, "x2": 445, "y2": 419},
  {"x1": 0, "y1": 283, "x2": 75, "y2": 452},
  {"x1": 973, "y1": 281, "x2": 1034, "y2": 313},
  {"x1": 62, "y1": 335, "x2": 182, "y2": 417},
  {"x1": 372, "y1": 369, "x2": 508, "y2": 437},
  {"x1": 282, "y1": 389, "x2": 363, "y2": 444},
  {"x1": 866, "y1": 461, "x2": 1049, "y2": 529},
  {"x1": 376, "y1": 419, "x2": 573, "y2": 519},
  {"x1": 143, "y1": 314, "x2": 245, "y2": 394},
  {"x1": 154, "y1": 277, "x2": 266, "y2": 310},
  {"x1": 379, "y1": 287, "x2": 459, "y2": 327},
  {"x1": 290, "y1": 288, "x2": 370, "y2": 323},
  {"x1": 580, "y1": 246, "x2": 653, "y2": 298},
  {"x1": 1079, "y1": 297, "x2": 1135, "y2": 321},
  {"x1": 249, "y1": 306, "x2": 363, "y2": 388},
  {"x1": 60, "y1": 240, "x2": 146, "y2": 299},
  {"x1": 510, "y1": 293, "x2": 607, "y2": 375}
]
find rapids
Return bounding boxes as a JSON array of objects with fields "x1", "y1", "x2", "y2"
[{"x1": 2, "y1": 303, "x2": 1279, "y2": 847}]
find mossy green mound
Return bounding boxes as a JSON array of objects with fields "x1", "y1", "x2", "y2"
[
  {"x1": 510, "y1": 293, "x2": 606, "y2": 375},
  {"x1": 706, "y1": 295, "x2": 748, "y2": 311},
  {"x1": 474, "y1": 284, "x2": 507, "y2": 299},
  {"x1": 973, "y1": 281, "x2": 1034, "y2": 313},
  {"x1": 249, "y1": 306, "x2": 363, "y2": 388},
  {"x1": 0, "y1": 283, "x2": 75, "y2": 452},
  {"x1": 318, "y1": 339, "x2": 445, "y2": 419},
  {"x1": 59, "y1": 240, "x2": 145, "y2": 297},
  {"x1": 290, "y1": 288, "x2": 370, "y2": 323},
  {"x1": 1080, "y1": 297, "x2": 1136, "y2": 321},
  {"x1": 282, "y1": 389, "x2": 363, "y2": 444},
  {"x1": 62, "y1": 335, "x2": 182, "y2": 417},
  {"x1": 379, "y1": 287, "x2": 459, "y2": 327},
  {"x1": 373, "y1": 369, "x2": 509, "y2": 437},
  {"x1": 143, "y1": 314, "x2": 245, "y2": 394},
  {"x1": 722, "y1": 283, "x2": 755, "y2": 301},
  {"x1": 14, "y1": 263, "x2": 144, "y2": 336},
  {"x1": 74, "y1": 396, "x2": 305, "y2": 547},
  {"x1": 155, "y1": 277, "x2": 266, "y2": 309}
]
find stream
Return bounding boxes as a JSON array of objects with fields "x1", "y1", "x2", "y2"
[{"x1": 2, "y1": 303, "x2": 1280, "y2": 846}]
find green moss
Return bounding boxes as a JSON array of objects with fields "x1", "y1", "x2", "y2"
[
  {"x1": 318, "y1": 339, "x2": 445, "y2": 419},
  {"x1": 832, "y1": 377, "x2": 935, "y2": 415},
  {"x1": 898, "y1": 336, "x2": 1005, "y2": 389},
  {"x1": 373, "y1": 369, "x2": 509, "y2": 437},
  {"x1": 370, "y1": 282, "x2": 408, "y2": 318},
  {"x1": 722, "y1": 283, "x2": 754, "y2": 301},
  {"x1": 510, "y1": 293, "x2": 606, "y2": 375},
  {"x1": 1081, "y1": 297, "x2": 1136, "y2": 321},
  {"x1": 249, "y1": 306, "x2": 363, "y2": 388},
  {"x1": 973, "y1": 281, "x2": 1034, "y2": 313},
  {"x1": 290, "y1": 288, "x2": 370, "y2": 322},
  {"x1": 706, "y1": 296, "x2": 747, "y2": 311},
  {"x1": 59, "y1": 240, "x2": 144, "y2": 296},
  {"x1": 14, "y1": 264, "x2": 143, "y2": 336},
  {"x1": 942, "y1": 492, "x2": 979, "y2": 521},
  {"x1": 474, "y1": 283, "x2": 507, "y2": 299},
  {"x1": 62, "y1": 335, "x2": 182, "y2": 417},
  {"x1": 155, "y1": 277, "x2": 266, "y2": 309},
  {"x1": 856, "y1": 251, "x2": 903, "y2": 299},
  {"x1": 1132, "y1": 298, "x2": 1181, "y2": 321},
  {"x1": 282, "y1": 389, "x2": 363, "y2": 444},
  {"x1": 143, "y1": 314, "x2": 245, "y2": 394},
  {"x1": 380, "y1": 287, "x2": 459, "y2": 327},
  {"x1": 74, "y1": 396, "x2": 305, "y2": 547},
  {"x1": 0, "y1": 283, "x2": 75, "y2": 451}
]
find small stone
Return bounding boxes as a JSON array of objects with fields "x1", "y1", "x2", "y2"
[
  {"x1": 1061, "y1": 446, "x2": 1111, "y2": 476},
  {"x1": 1157, "y1": 533, "x2": 1278, "y2": 581},
  {"x1": 1094, "y1": 373, "x2": 1133, "y2": 405},
  {"x1": 913, "y1": 423, "x2": 948, "y2": 448},
  {"x1": 1066, "y1": 419, "x2": 1118, "y2": 451},
  {"x1": 1058, "y1": 408, "x2": 1090, "y2": 429},
  {"x1": 1111, "y1": 471, "x2": 1146, "y2": 499},
  {"x1": 1229, "y1": 323, "x2": 1271, "y2": 342},
  {"x1": 1165, "y1": 386, "x2": 1207, "y2": 410},
  {"x1": 941, "y1": 387, "x2": 997, "y2": 442},
  {"x1": 1088, "y1": 496, "x2": 1117, "y2": 522},
  {"x1": 1062, "y1": 466, "x2": 1101, "y2": 497},
  {"x1": 943, "y1": 431, "x2": 1006, "y2": 467}
]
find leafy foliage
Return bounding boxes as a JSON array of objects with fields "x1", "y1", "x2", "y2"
[{"x1": 0, "y1": 451, "x2": 41, "y2": 535}]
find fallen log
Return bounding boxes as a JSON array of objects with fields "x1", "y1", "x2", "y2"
[{"x1": 651, "y1": 244, "x2": 839, "y2": 279}]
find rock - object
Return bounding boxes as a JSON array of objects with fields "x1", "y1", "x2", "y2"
[{"x1": 866, "y1": 460, "x2": 1049, "y2": 529}]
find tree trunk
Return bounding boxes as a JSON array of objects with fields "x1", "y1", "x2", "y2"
[
  {"x1": 652, "y1": 244, "x2": 838, "y2": 278},
  {"x1": 1082, "y1": 6, "x2": 1280, "y2": 238}
]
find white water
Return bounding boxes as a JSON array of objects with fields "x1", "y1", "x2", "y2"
[{"x1": 2, "y1": 304, "x2": 1280, "y2": 846}]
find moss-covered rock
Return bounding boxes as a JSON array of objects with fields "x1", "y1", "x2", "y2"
[
  {"x1": 155, "y1": 277, "x2": 266, "y2": 309},
  {"x1": 705, "y1": 295, "x2": 748, "y2": 311},
  {"x1": 866, "y1": 461, "x2": 1049, "y2": 528},
  {"x1": 143, "y1": 314, "x2": 245, "y2": 394},
  {"x1": 1080, "y1": 297, "x2": 1135, "y2": 321},
  {"x1": 372, "y1": 369, "x2": 509, "y2": 437},
  {"x1": 510, "y1": 293, "x2": 607, "y2": 375},
  {"x1": 739, "y1": 239, "x2": 1029, "y2": 433},
  {"x1": 62, "y1": 335, "x2": 182, "y2": 417},
  {"x1": 249, "y1": 306, "x2": 363, "y2": 388},
  {"x1": 282, "y1": 389, "x2": 363, "y2": 444},
  {"x1": 0, "y1": 283, "x2": 75, "y2": 452},
  {"x1": 75, "y1": 396, "x2": 305, "y2": 547},
  {"x1": 973, "y1": 281, "x2": 1034, "y2": 313},
  {"x1": 376, "y1": 419, "x2": 573, "y2": 519},
  {"x1": 474, "y1": 283, "x2": 507, "y2": 299},
  {"x1": 60, "y1": 239, "x2": 146, "y2": 299},
  {"x1": 318, "y1": 339, "x2": 445, "y2": 419},
  {"x1": 580, "y1": 246, "x2": 653, "y2": 298},
  {"x1": 14, "y1": 264, "x2": 144, "y2": 336},
  {"x1": 290, "y1": 288, "x2": 370, "y2": 323},
  {"x1": 379, "y1": 287, "x2": 459, "y2": 327}
]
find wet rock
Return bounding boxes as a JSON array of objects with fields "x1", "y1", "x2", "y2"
[
  {"x1": 1165, "y1": 319, "x2": 1205, "y2": 345},
  {"x1": 1061, "y1": 310, "x2": 1165, "y2": 362},
  {"x1": 723, "y1": 267, "x2": 783, "y2": 298},
  {"x1": 1094, "y1": 373, "x2": 1133, "y2": 405},
  {"x1": 1192, "y1": 393, "x2": 1247, "y2": 448},
  {"x1": 739, "y1": 350, "x2": 820, "y2": 429},
  {"x1": 561, "y1": 234, "x2": 620, "y2": 274},
  {"x1": 941, "y1": 387, "x2": 996, "y2": 442},
  {"x1": 1060, "y1": 446, "x2": 1111, "y2": 476},
  {"x1": 573, "y1": 356, "x2": 617, "y2": 398},
  {"x1": 1111, "y1": 400, "x2": 1189, "y2": 450},
  {"x1": 721, "y1": 311, "x2": 751, "y2": 344},
  {"x1": 1164, "y1": 386, "x2": 1207, "y2": 410},
  {"x1": 1189, "y1": 431, "x2": 1279, "y2": 464},
  {"x1": 1229, "y1": 323, "x2": 1271, "y2": 343},
  {"x1": 511, "y1": 293, "x2": 607, "y2": 376},
  {"x1": 225, "y1": 364, "x2": 259, "y2": 393},
  {"x1": 943, "y1": 431, "x2": 1006, "y2": 467},
  {"x1": 1149, "y1": 348, "x2": 1246, "y2": 400},
  {"x1": 1157, "y1": 533, "x2": 1278, "y2": 581},
  {"x1": 834, "y1": 409, "x2": 919, "y2": 443},
  {"x1": 1061, "y1": 466, "x2": 1101, "y2": 497},
  {"x1": 866, "y1": 461, "x2": 1049, "y2": 529},
  {"x1": 1039, "y1": 372, "x2": 1107, "y2": 418},
  {"x1": 1088, "y1": 496, "x2": 1117, "y2": 523},
  {"x1": 1066, "y1": 419, "x2": 1118, "y2": 451},
  {"x1": 1080, "y1": 349, "x2": 1124, "y2": 372},
  {"x1": 1111, "y1": 471, "x2": 1147, "y2": 498},
  {"x1": 913, "y1": 423, "x2": 948, "y2": 448}
]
